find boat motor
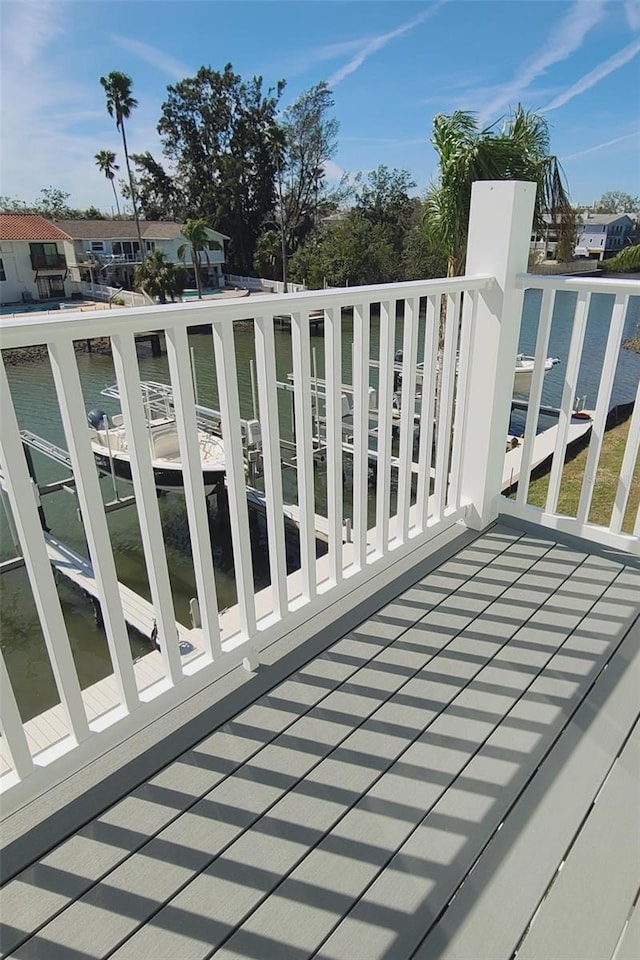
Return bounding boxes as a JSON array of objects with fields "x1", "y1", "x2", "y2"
[{"x1": 87, "y1": 409, "x2": 109, "y2": 429}]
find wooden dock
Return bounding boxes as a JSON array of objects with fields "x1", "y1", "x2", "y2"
[
  {"x1": 44, "y1": 533, "x2": 191, "y2": 644},
  {"x1": 0, "y1": 537, "x2": 202, "y2": 777},
  {"x1": 502, "y1": 414, "x2": 593, "y2": 491}
]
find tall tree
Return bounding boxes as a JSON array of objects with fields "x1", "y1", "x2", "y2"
[
  {"x1": 425, "y1": 106, "x2": 573, "y2": 275},
  {"x1": 266, "y1": 122, "x2": 289, "y2": 289},
  {"x1": 178, "y1": 219, "x2": 220, "y2": 298},
  {"x1": 131, "y1": 151, "x2": 184, "y2": 221},
  {"x1": 157, "y1": 64, "x2": 283, "y2": 272},
  {"x1": 276, "y1": 82, "x2": 340, "y2": 264},
  {"x1": 100, "y1": 71, "x2": 145, "y2": 261},
  {"x1": 593, "y1": 191, "x2": 639, "y2": 214},
  {"x1": 94, "y1": 149, "x2": 121, "y2": 216},
  {"x1": 134, "y1": 250, "x2": 184, "y2": 303}
]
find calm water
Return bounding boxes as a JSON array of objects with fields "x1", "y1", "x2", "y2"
[{"x1": 1, "y1": 289, "x2": 639, "y2": 720}]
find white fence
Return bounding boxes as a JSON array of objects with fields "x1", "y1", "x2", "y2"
[
  {"x1": 224, "y1": 273, "x2": 307, "y2": 294},
  {"x1": 1, "y1": 182, "x2": 638, "y2": 810},
  {"x1": 80, "y1": 281, "x2": 152, "y2": 307}
]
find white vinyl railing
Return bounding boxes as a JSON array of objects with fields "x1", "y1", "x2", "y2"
[
  {"x1": 224, "y1": 273, "x2": 307, "y2": 294},
  {"x1": 80, "y1": 281, "x2": 151, "y2": 307},
  {"x1": 0, "y1": 182, "x2": 638, "y2": 810},
  {"x1": 500, "y1": 274, "x2": 640, "y2": 550}
]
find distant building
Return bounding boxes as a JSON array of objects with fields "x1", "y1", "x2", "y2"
[
  {"x1": 0, "y1": 214, "x2": 74, "y2": 305},
  {"x1": 55, "y1": 220, "x2": 229, "y2": 290},
  {"x1": 530, "y1": 213, "x2": 560, "y2": 260},
  {"x1": 574, "y1": 213, "x2": 636, "y2": 261}
]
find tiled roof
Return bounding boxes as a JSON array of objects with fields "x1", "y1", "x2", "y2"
[
  {"x1": 0, "y1": 214, "x2": 72, "y2": 241},
  {"x1": 56, "y1": 220, "x2": 230, "y2": 241}
]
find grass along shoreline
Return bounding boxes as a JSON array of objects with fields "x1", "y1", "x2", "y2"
[{"x1": 522, "y1": 413, "x2": 639, "y2": 534}]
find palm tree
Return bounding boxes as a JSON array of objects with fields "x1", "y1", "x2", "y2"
[
  {"x1": 94, "y1": 149, "x2": 121, "y2": 217},
  {"x1": 134, "y1": 250, "x2": 184, "y2": 304},
  {"x1": 99, "y1": 71, "x2": 145, "y2": 261},
  {"x1": 178, "y1": 219, "x2": 220, "y2": 298},
  {"x1": 425, "y1": 106, "x2": 573, "y2": 276}
]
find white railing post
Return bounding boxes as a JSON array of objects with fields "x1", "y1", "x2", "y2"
[{"x1": 460, "y1": 180, "x2": 536, "y2": 528}]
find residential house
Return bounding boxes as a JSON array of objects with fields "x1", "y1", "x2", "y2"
[
  {"x1": 574, "y1": 212, "x2": 636, "y2": 260},
  {"x1": 0, "y1": 214, "x2": 74, "y2": 306},
  {"x1": 529, "y1": 213, "x2": 560, "y2": 261},
  {"x1": 56, "y1": 220, "x2": 229, "y2": 290}
]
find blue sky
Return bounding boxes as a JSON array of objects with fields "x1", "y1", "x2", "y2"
[{"x1": 1, "y1": 0, "x2": 639, "y2": 214}]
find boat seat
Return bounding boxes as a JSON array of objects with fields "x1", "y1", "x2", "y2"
[{"x1": 150, "y1": 426, "x2": 180, "y2": 459}]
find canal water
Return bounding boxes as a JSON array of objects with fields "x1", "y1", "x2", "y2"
[{"x1": 1, "y1": 288, "x2": 639, "y2": 721}]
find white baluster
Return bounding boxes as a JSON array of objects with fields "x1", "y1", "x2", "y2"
[
  {"x1": 416, "y1": 295, "x2": 438, "y2": 531},
  {"x1": 254, "y1": 315, "x2": 288, "y2": 619},
  {"x1": 397, "y1": 297, "x2": 419, "y2": 543},
  {"x1": 164, "y1": 324, "x2": 221, "y2": 659},
  {"x1": 517, "y1": 287, "x2": 555, "y2": 505},
  {"x1": 110, "y1": 331, "x2": 183, "y2": 684},
  {"x1": 324, "y1": 306, "x2": 343, "y2": 584},
  {"x1": 48, "y1": 341, "x2": 139, "y2": 711},
  {"x1": 291, "y1": 311, "x2": 317, "y2": 601},
  {"x1": 0, "y1": 362, "x2": 90, "y2": 743},
  {"x1": 0, "y1": 648, "x2": 34, "y2": 779},
  {"x1": 211, "y1": 320, "x2": 257, "y2": 637},
  {"x1": 352, "y1": 303, "x2": 370, "y2": 570},
  {"x1": 375, "y1": 300, "x2": 395, "y2": 556},
  {"x1": 577, "y1": 294, "x2": 628, "y2": 526}
]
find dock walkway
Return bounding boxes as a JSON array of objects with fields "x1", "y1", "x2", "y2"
[{"x1": 44, "y1": 533, "x2": 191, "y2": 644}]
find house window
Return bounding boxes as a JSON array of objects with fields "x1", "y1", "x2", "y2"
[
  {"x1": 91, "y1": 241, "x2": 104, "y2": 252},
  {"x1": 112, "y1": 241, "x2": 141, "y2": 259},
  {"x1": 0, "y1": 258, "x2": 5, "y2": 281},
  {"x1": 145, "y1": 240, "x2": 155, "y2": 252}
]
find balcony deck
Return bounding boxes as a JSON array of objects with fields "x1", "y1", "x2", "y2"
[{"x1": 2, "y1": 518, "x2": 638, "y2": 960}]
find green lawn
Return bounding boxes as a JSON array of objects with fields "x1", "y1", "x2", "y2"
[{"x1": 524, "y1": 416, "x2": 639, "y2": 534}]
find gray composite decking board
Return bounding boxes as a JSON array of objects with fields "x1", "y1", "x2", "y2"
[
  {"x1": 101, "y1": 540, "x2": 585, "y2": 960},
  {"x1": 515, "y1": 726, "x2": 640, "y2": 960},
  {"x1": 3, "y1": 531, "x2": 638, "y2": 960},
  {"x1": 0, "y1": 522, "x2": 481, "y2": 878},
  {"x1": 0, "y1": 525, "x2": 526, "y2": 957},
  {"x1": 116, "y1": 544, "x2": 604, "y2": 957},
  {"x1": 4, "y1": 532, "x2": 560, "y2": 960},
  {"x1": 315, "y1": 564, "x2": 640, "y2": 960},
  {"x1": 615, "y1": 899, "x2": 640, "y2": 960},
  {"x1": 411, "y1": 608, "x2": 640, "y2": 960},
  {"x1": 3, "y1": 542, "x2": 549, "y2": 960},
  {"x1": 212, "y1": 553, "x2": 628, "y2": 960}
]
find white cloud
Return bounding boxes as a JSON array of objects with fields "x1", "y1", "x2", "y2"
[
  {"x1": 543, "y1": 36, "x2": 640, "y2": 111},
  {"x1": 561, "y1": 130, "x2": 640, "y2": 161},
  {"x1": 111, "y1": 35, "x2": 192, "y2": 80},
  {"x1": 477, "y1": 0, "x2": 607, "y2": 123},
  {"x1": 0, "y1": 3, "x2": 165, "y2": 209},
  {"x1": 2, "y1": 0, "x2": 63, "y2": 68},
  {"x1": 323, "y1": 159, "x2": 345, "y2": 182},
  {"x1": 625, "y1": 0, "x2": 640, "y2": 30},
  {"x1": 328, "y1": 2, "x2": 447, "y2": 87}
]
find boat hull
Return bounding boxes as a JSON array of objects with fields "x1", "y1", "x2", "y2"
[{"x1": 92, "y1": 450, "x2": 223, "y2": 495}]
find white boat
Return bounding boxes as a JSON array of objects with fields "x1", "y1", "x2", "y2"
[
  {"x1": 88, "y1": 411, "x2": 225, "y2": 494},
  {"x1": 513, "y1": 354, "x2": 560, "y2": 395},
  {"x1": 381, "y1": 351, "x2": 560, "y2": 398},
  {"x1": 88, "y1": 382, "x2": 227, "y2": 494}
]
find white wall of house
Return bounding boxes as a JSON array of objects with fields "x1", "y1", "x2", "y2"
[{"x1": 0, "y1": 240, "x2": 71, "y2": 305}]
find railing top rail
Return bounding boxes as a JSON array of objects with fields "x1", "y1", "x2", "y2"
[
  {"x1": 0, "y1": 274, "x2": 495, "y2": 349},
  {"x1": 517, "y1": 273, "x2": 640, "y2": 295}
]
